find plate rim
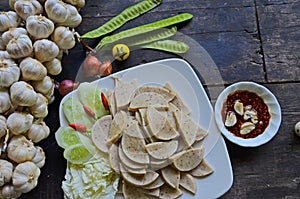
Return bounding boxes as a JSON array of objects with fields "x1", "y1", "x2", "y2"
[{"x1": 59, "y1": 58, "x2": 234, "y2": 198}]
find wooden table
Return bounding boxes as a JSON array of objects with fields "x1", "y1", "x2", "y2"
[{"x1": 1, "y1": 0, "x2": 300, "y2": 198}]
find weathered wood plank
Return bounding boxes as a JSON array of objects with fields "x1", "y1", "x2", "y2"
[
  {"x1": 256, "y1": 2, "x2": 300, "y2": 82},
  {"x1": 81, "y1": 0, "x2": 254, "y2": 18}
]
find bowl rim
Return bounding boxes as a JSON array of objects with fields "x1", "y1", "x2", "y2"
[{"x1": 214, "y1": 81, "x2": 282, "y2": 147}]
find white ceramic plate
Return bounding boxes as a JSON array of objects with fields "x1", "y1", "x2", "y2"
[
  {"x1": 59, "y1": 58, "x2": 233, "y2": 199},
  {"x1": 214, "y1": 81, "x2": 281, "y2": 147}
]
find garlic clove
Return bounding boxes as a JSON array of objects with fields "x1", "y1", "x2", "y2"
[
  {"x1": 224, "y1": 111, "x2": 237, "y2": 127},
  {"x1": 44, "y1": 58, "x2": 62, "y2": 75},
  {"x1": 31, "y1": 146, "x2": 46, "y2": 168},
  {"x1": 0, "y1": 11, "x2": 20, "y2": 32},
  {"x1": 14, "y1": 0, "x2": 43, "y2": 20},
  {"x1": 33, "y1": 39, "x2": 59, "y2": 63},
  {"x1": 1, "y1": 183, "x2": 22, "y2": 199},
  {"x1": 0, "y1": 89, "x2": 12, "y2": 114},
  {"x1": 240, "y1": 122, "x2": 256, "y2": 135},
  {"x1": 233, "y1": 100, "x2": 244, "y2": 116},
  {"x1": 0, "y1": 115, "x2": 7, "y2": 139}
]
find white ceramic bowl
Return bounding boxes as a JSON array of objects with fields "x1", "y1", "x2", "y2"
[{"x1": 214, "y1": 81, "x2": 281, "y2": 147}]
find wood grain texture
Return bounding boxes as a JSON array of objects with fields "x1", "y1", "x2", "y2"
[{"x1": 257, "y1": 1, "x2": 300, "y2": 82}]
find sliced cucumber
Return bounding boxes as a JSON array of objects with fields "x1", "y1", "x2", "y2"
[
  {"x1": 62, "y1": 97, "x2": 94, "y2": 129},
  {"x1": 77, "y1": 82, "x2": 109, "y2": 119},
  {"x1": 55, "y1": 126, "x2": 81, "y2": 149},
  {"x1": 63, "y1": 143, "x2": 93, "y2": 164}
]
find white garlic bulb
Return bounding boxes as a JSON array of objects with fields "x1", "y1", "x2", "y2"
[
  {"x1": 6, "y1": 34, "x2": 33, "y2": 59},
  {"x1": 0, "y1": 11, "x2": 20, "y2": 32},
  {"x1": 31, "y1": 146, "x2": 46, "y2": 168},
  {"x1": 0, "y1": 59, "x2": 20, "y2": 88},
  {"x1": 7, "y1": 135, "x2": 37, "y2": 163},
  {"x1": 1, "y1": 27, "x2": 28, "y2": 47},
  {"x1": 27, "y1": 121, "x2": 50, "y2": 143},
  {"x1": 57, "y1": 4, "x2": 82, "y2": 28},
  {"x1": 45, "y1": 0, "x2": 69, "y2": 23},
  {"x1": 0, "y1": 89, "x2": 12, "y2": 114},
  {"x1": 0, "y1": 51, "x2": 11, "y2": 60},
  {"x1": 7, "y1": 112, "x2": 34, "y2": 135},
  {"x1": 19, "y1": 57, "x2": 47, "y2": 81},
  {"x1": 33, "y1": 39, "x2": 59, "y2": 62},
  {"x1": 29, "y1": 93, "x2": 48, "y2": 118},
  {"x1": 26, "y1": 15, "x2": 54, "y2": 40},
  {"x1": 51, "y1": 26, "x2": 76, "y2": 50},
  {"x1": 14, "y1": 0, "x2": 43, "y2": 20},
  {"x1": 0, "y1": 115, "x2": 7, "y2": 139},
  {"x1": 0, "y1": 159, "x2": 13, "y2": 186},
  {"x1": 0, "y1": 35, "x2": 5, "y2": 50},
  {"x1": 44, "y1": 58, "x2": 62, "y2": 75},
  {"x1": 32, "y1": 76, "x2": 55, "y2": 99},
  {"x1": 12, "y1": 161, "x2": 40, "y2": 193},
  {"x1": 64, "y1": 0, "x2": 85, "y2": 9},
  {"x1": 1, "y1": 184, "x2": 22, "y2": 199},
  {"x1": 10, "y1": 81, "x2": 38, "y2": 107}
]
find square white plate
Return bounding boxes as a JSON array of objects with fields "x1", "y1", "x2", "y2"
[{"x1": 59, "y1": 58, "x2": 233, "y2": 199}]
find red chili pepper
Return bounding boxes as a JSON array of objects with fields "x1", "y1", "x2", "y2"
[
  {"x1": 83, "y1": 105, "x2": 96, "y2": 119},
  {"x1": 101, "y1": 92, "x2": 109, "y2": 110},
  {"x1": 69, "y1": 123, "x2": 87, "y2": 133}
]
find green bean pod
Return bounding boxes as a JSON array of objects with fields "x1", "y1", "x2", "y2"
[
  {"x1": 142, "y1": 39, "x2": 190, "y2": 54},
  {"x1": 127, "y1": 26, "x2": 177, "y2": 46},
  {"x1": 81, "y1": 0, "x2": 162, "y2": 39},
  {"x1": 97, "y1": 13, "x2": 193, "y2": 49}
]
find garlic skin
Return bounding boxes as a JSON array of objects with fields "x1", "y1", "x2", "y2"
[
  {"x1": 31, "y1": 146, "x2": 46, "y2": 168},
  {"x1": 26, "y1": 15, "x2": 54, "y2": 40},
  {"x1": 57, "y1": 4, "x2": 82, "y2": 28},
  {"x1": 45, "y1": 0, "x2": 69, "y2": 23},
  {"x1": 1, "y1": 27, "x2": 28, "y2": 47},
  {"x1": 64, "y1": 0, "x2": 85, "y2": 9},
  {"x1": 51, "y1": 26, "x2": 76, "y2": 50},
  {"x1": 14, "y1": 0, "x2": 43, "y2": 20},
  {"x1": 0, "y1": 115, "x2": 7, "y2": 139},
  {"x1": 10, "y1": 81, "x2": 38, "y2": 107},
  {"x1": 0, "y1": 11, "x2": 20, "y2": 32},
  {"x1": 1, "y1": 183, "x2": 22, "y2": 199},
  {"x1": 6, "y1": 35, "x2": 33, "y2": 59},
  {"x1": 0, "y1": 35, "x2": 5, "y2": 50},
  {"x1": 7, "y1": 112, "x2": 34, "y2": 135},
  {"x1": 7, "y1": 135, "x2": 36, "y2": 163},
  {"x1": 0, "y1": 51, "x2": 11, "y2": 60},
  {"x1": 19, "y1": 57, "x2": 47, "y2": 81},
  {"x1": 12, "y1": 161, "x2": 40, "y2": 193},
  {"x1": 44, "y1": 58, "x2": 62, "y2": 75},
  {"x1": 9, "y1": 0, "x2": 17, "y2": 10},
  {"x1": 33, "y1": 39, "x2": 59, "y2": 63},
  {"x1": 29, "y1": 93, "x2": 48, "y2": 119},
  {"x1": 32, "y1": 76, "x2": 55, "y2": 100},
  {"x1": 0, "y1": 59, "x2": 20, "y2": 88},
  {"x1": 27, "y1": 121, "x2": 50, "y2": 143},
  {"x1": 0, "y1": 159, "x2": 13, "y2": 186},
  {"x1": 0, "y1": 89, "x2": 12, "y2": 114}
]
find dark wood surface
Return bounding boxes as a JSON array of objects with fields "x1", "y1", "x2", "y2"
[{"x1": 1, "y1": 0, "x2": 300, "y2": 198}]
